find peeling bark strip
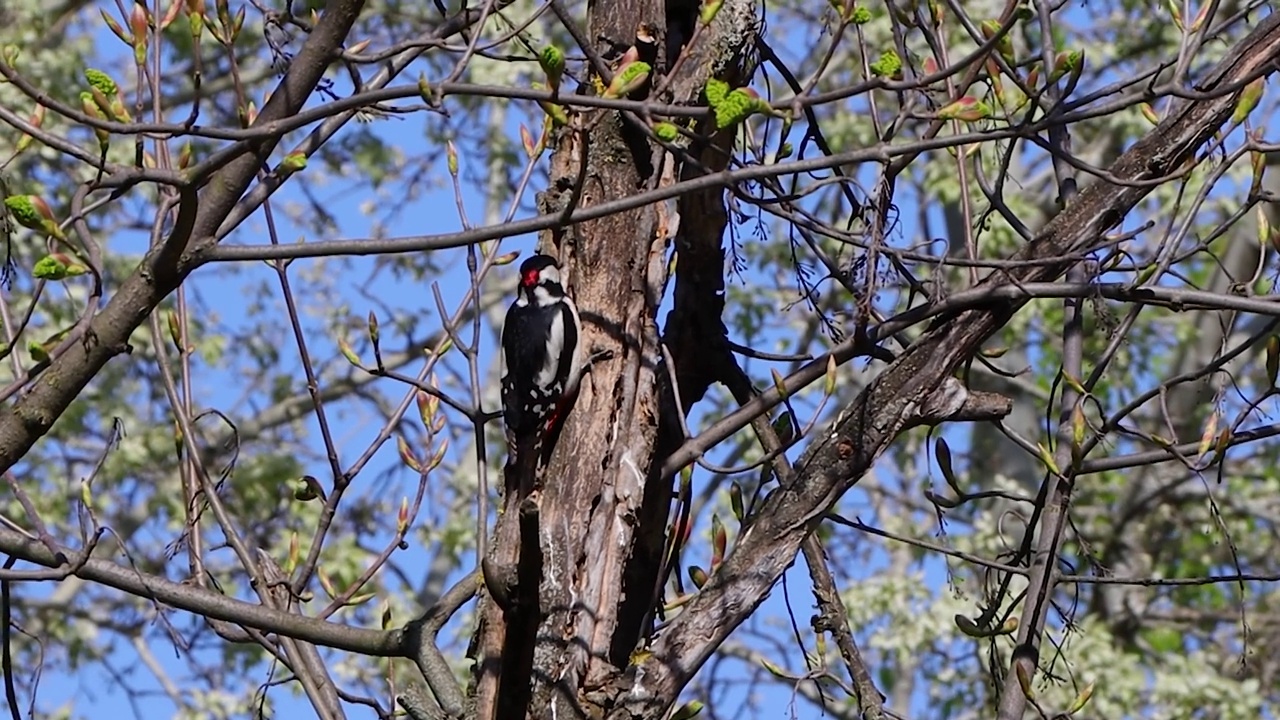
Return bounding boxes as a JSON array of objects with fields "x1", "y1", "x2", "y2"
[
  {"x1": 616, "y1": 0, "x2": 760, "y2": 669},
  {"x1": 606, "y1": 15, "x2": 1280, "y2": 720}
]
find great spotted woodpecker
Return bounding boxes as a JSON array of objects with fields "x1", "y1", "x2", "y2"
[{"x1": 500, "y1": 254, "x2": 584, "y2": 477}]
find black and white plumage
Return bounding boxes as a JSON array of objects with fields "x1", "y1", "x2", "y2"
[{"x1": 500, "y1": 254, "x2": 583, "y2": 469}]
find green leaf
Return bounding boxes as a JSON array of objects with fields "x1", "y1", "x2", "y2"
[
  {"x1": 32, "y1": 253, "x2": 86, "y2": 280},
  {"x1": 603, "y1": 61, "x2": 651, "y2": 99},
  {"x1": 1066, "y1": 681, "x2": 1095, "y2": 715},
  {"x1": 937, "y1": 96, "x2": 992, "y2": 122},
  {"x1": 670, "y1": 700, "x2": 704, "y2": 720},
  {"x1": 688, "y1": 564, "x2": 708, "y2": 588},
  {"x1": 704, "y1": 78, "x2": 729, "y2": 106},
  {"x1": 84, "y1": 67, "x2": 120, "y2": 96},
  {"x1": 293, "y1": 475, "x2": 325, "y2": 502},
  {"x1": 1234, "y1": 77, "x2": 1266, "y2": 124},
  {"x1": 538, "y1": 45, "x2": 565, "y2": 91},
  {"x1": 653, "y1": 122, "x2": 680, "y2": 142},
  {"x1": 699, "y1": 0, "x2": 722, "y2": 24},
  {"x1": 935, "y1": 437, "x2": 961, "y2": 493},
  {"x1": 1266, "y1": 335, "x2": 1279, "y2": 387},
  {"x1": 280, "y1": 151, "x2": 308, "y2": 174},
  {"x1": 338, "y1": 337, "x2": 362, "y2": 367},
  {"x1": 869, "y1": 49, "x2": 901, "y2": 78}
]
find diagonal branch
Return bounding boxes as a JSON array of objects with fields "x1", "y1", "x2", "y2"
[
  {"x1": 718, "y1": 358, "x2": 888, "y2": 720},
  {"x1": 606, "y1": 13, "x2": 1280, "y2": 719},
  {"x1": 256, "y1": 550, "x2": 346, "y2": 720},
  {"x1": 0, "y1": 525, "x2": 397, "y2": 655},
  {"x1": 803, "y1": 535, "x2": 884, "y2": 720},
  {"x1": 0, "y1": 0, "x2": 370, "y2": 475}
]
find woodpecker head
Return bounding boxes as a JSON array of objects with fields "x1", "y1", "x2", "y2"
[{"x1": 516, "y1": 254, "x2": 565, "y2": 306}]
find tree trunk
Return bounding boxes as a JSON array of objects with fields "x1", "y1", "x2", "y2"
[{"x1": 469, "y1": 0, "x2": 758, "y2": 718}]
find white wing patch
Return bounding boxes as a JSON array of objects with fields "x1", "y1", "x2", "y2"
[
  {"x1": 562, "y1": 297, "x2": 584, "y2": 396},
  {"x1": 538, "y1": 308, "x2": 565, "y2": 390}
]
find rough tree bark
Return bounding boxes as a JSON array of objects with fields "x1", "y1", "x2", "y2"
[{"x1": 469, "y1": 0, "x2": 758, "y2": 718}]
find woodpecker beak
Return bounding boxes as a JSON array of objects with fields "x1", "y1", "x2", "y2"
[{"x1": 520, "y1": 269, "x2": 540, "y2": 287}]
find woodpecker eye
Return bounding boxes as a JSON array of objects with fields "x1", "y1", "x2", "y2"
[{"x1": 521, "y1": 269, "x2": 540, "y2": 287}]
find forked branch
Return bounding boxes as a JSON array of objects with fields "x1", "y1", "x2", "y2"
[{"x1": 607, "y1": 13, "x2": 1280, "y2": 719}]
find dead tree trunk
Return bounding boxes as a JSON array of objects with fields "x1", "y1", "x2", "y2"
[{"x1": 469, "y1": 0, "x2": 758, "y2": 718}]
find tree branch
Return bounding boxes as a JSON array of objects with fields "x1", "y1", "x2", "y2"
[
  {"x1": 0, "y1": 525, "x2": 399, "y2": 655},
  {"x1": 718, "y1": 356, "x2": 889, "y2": 720},
  {"x1": 0, "y1": 0, "x2": 370, "y2": 475},
  {"x1": 606, "y1": 13, "x2": 1280, "y2": 718}
]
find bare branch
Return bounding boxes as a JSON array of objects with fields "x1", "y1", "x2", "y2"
[{"x1": 609, "y1": 14, "x2": 1280, "y2": 718}]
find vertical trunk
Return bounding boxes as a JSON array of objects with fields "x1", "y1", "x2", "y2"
[
  {"x1": 526, "y1": 61, "x2": 669, "y2": 720},
  {"x1": 470, "y1": 0, "x2": 758, "y2": 717}
]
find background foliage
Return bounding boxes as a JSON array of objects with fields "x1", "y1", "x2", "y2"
[{"x1": 0, "y1": 0, "x2": 1279, "y2": 718}]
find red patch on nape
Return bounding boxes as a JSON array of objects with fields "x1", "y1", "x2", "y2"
[{"x1": 521, "y1": 269, "x2": 540, "y2": 287}]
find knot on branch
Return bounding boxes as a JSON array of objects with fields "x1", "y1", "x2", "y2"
[{"x1": 909, "y1": 378, "x2": 1013, "y2": 428}]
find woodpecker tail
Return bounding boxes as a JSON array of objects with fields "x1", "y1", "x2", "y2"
[
  {"x1": 537, "y1": 396, "x2": 575, "y2": 466},
  {"x1": 504, "y1": 432, "x2": 543, "y2": 499},
  {"x1": 504, "y1": 389, "x2": 583, "y2": 496}
]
